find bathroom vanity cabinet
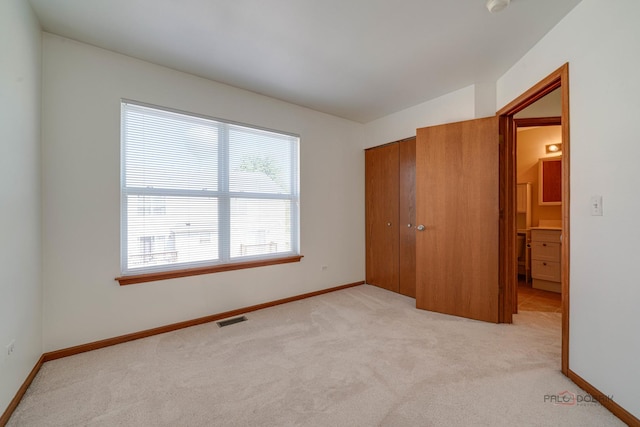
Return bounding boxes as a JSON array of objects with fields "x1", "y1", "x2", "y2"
[{"x1": 530, "y1": 228, "x2": 561, "y2": 293}]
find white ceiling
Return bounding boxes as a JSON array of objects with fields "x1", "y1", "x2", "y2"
[{"x1": 27, "y1": 0, "x2": 581, "y2": 123}]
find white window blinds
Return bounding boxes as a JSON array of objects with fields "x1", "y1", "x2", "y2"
[{"x1": 121, "y1": 101, "x2": 300, "y2": 275}]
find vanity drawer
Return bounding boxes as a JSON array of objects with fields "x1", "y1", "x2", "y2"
[
  {"x1": 530, "y1": 229, "x2": 561, "y2": 243},
  {"x1": 531, "y1": 260, "x2": 561, "y2": 282},
  {"x1": 530, "y1": 241, "x2": 560, "y2": 261}
]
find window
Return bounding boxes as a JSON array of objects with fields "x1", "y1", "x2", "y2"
[{"x1": 120, "y1": 100, "x2": 300, "y2": 281}]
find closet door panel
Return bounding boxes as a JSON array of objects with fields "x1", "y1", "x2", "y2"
[
  {"x1": 399, "y1": 138, "x2": 416, "y2": 298},
  {"x1": 365, "y1": 143, "x2": 399, "y2": 292}
]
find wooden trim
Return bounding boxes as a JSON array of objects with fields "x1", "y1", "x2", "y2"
[
  {"x1": 514, "y1": 117, "x2": 561, "y2": 127},
  {"x1": 497, "y1": 63, "x2": 570, "y2": 375},
  {"x1": 498, "y1": 115, "x2": 515, "y2": 323},
  {"x1": 43, "y1": 281, "x2": 364, "y2": 362},
  {"x1": 116, "y1": 255, "x2": 304, "y2": 285},
  {"x1": 568, "y1": 370, "x2": 640, "y2": 427},
  {"x1": 0, "y1": 355, "x2": 45, "y2": 427},
  {"x1": 559, "y1": 64, "x2": 571, "y2": 377}
]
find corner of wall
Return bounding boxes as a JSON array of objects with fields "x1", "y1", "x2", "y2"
[
  {"x1": 362, "y1": 85, "x2": 476, "y2": 149},
  {"x1": 473, "y1": 82, "x2": 497, "y2": 118}
]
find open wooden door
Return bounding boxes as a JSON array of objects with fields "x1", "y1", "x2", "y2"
[{"x1": 415, "y1": 117, "x2": 500, "y2": 323}]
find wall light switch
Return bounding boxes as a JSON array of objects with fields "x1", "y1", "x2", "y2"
[{"x1": 590, "y1": 195, "x2": 603, "y2": 216}]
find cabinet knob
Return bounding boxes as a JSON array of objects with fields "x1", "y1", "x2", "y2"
[
  {"x1": 416, "y1": 224, "x2": 426, "y2": 231},
  {"x1": 542, "y1": 243, "x2": 547, "y2": 247},
  {"x1": 543, "y1": 262, "x2": 547, "y2": 266},
  {"x1": 407, "y1": 223, "x2": 412, "y2": 228},
  {"x1": 387, "y1": 222, "x2": 392, "y2": 227}
]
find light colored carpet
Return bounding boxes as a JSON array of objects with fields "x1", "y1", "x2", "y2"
[{"x1": 8, "y1": 285, "x2": 623, "y2": 426}]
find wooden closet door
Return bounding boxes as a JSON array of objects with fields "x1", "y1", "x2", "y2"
[
  {"x1": 415, "y1": 117, "x2": 499, "y2": 322},
  {"x1": 365, "y1": 143, "x2": 399, "y2": 293},
  {"x1": 399, "y1": 138, "x2": 416, "y2": 298}
]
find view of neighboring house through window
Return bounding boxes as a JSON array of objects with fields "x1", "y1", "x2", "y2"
[{"x1": 121, "y1": 100, "x2": 300, "y2": 275}]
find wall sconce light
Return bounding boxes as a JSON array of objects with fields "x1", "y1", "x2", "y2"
[{"x1": 546, "y1": 143, "x2": 562, "y2": 154}]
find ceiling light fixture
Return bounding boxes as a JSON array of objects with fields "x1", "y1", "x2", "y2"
[{"x1": 486, "y1": 0, "x2": 510, "y2": 13}]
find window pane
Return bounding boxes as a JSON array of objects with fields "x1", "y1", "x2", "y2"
[
  {"x1": 230, "y1": 198, "x2": 292, "y2": 258},
  {"x1": 124, "y1": 104, "x2": 218, "y2": 191},
  {"x1": 228, "y1": 125, "x2": 294, "y2": 194},
  {"x1": 121, "y1": 101, "x2": 299, "y2": 276},
  {"x1": 127, "y1": 195, "x2": 219, "y2": 269}
]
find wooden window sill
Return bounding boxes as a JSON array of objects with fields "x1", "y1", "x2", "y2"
[{"x1": 116, "y1": 255, "x2": 303, "y2": 286}]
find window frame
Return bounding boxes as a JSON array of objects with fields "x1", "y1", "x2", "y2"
[{"x1": 117, "y1": 100, "x2": 302, "y2": 285}]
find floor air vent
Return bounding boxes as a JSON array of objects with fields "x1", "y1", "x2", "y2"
[{"x1": 217, "y1": 316, "x2": 248, "y2": 328}]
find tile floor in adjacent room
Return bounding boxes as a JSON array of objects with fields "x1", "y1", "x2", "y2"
[{"x1": 517, "y1": 278, "x2": 562, "y2": 313}]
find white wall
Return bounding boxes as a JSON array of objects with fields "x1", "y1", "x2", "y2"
[
  {"x1": 0, "y1": 0, "x2": 42, "y2": 413},
  {"x1": 41, "y1": 34, "x2": 365, "y2": 351},
  {"x1": 363, "y1": 85, "x2": 475, "y2": 148},
  {"x1": 514, "y1": 88, "x2": 561, "y2": 118},
  {"x1": 498, "y1": 0, "x2": 640, "y2": 418},
  {"x1": 474, "y1": 82, "x2": 497, "y2": 119}
]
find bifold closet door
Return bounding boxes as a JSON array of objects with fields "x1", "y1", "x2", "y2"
[
  {"x1": 365, "y1": 143, "x2": 399, "y2": 293},
  {"x1": 398, "y1": 138, "x2": 416, "y2": 298},
  {"x1": 415, "y1": 117, "x2": 499, "y2": 323}
]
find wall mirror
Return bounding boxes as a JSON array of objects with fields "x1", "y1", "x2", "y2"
[{"x1": 538, "y1": 156, "x2": 562, "y2": 205}]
